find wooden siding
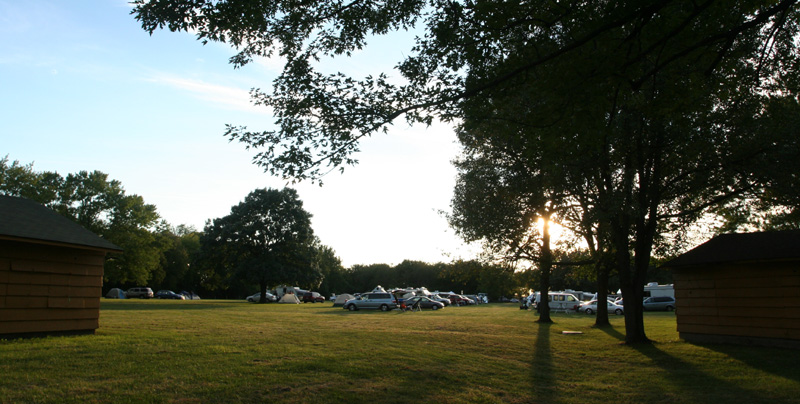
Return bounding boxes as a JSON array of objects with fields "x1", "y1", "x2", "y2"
[
  {"x1": 673, "y1": 262, "x2": 800, "y2": 343},
  {"x1": 0, "y1": 240, "x2": 104, "y2": 337}
]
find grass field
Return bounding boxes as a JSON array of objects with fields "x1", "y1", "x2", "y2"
[{"x1": 1, "y1": 300, "x2": 798, "y2": 403}]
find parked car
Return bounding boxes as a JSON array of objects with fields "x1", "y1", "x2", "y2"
[
  {"x1": 578, "y1": 300, "x2": 624, "y2": 315},
  {"x1": 302, "y1": 291, "x2": 325, "y2": 303},
  {"x1": 447, "y1": 294, "x2": 474, "y2": 306},
  {"x1": 404, "y1": 296, "x2": 445, "y2": 310},
  {"x1": 343, "y1": 292, "x2": 398, "y2": 311},
  {"x1": 155, "y1": 290, "x2": 185, "y2": 300},
  {"x1": 126, "y1": 287, "x2": 153, "y2": 299},
  {"x1": 643, "y1": 296, "x2": 676, "y2": 311},
  {"x1": 429, "y1": 294, "x2": 451, "y2": 306},
  {"x1": 247, "y1": 292, "x2": 277, "y2": 303},
  {"x1": 465, "y1": 294, "x2": 482, "y2": 305}
]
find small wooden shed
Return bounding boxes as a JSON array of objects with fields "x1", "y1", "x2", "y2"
[
  {"x1": 663, "y1": 231, "x2": 800, "y2": 349},
  {"x1": 0, "y1": 195, "x2": 121, "y2": 338}
]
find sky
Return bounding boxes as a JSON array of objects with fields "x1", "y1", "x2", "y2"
[{"x1": 0, "y1": 0, "x2": 480, "y2": 267}]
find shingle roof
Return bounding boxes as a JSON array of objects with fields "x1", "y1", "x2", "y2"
[
  {"x1": 662, "y1": 230, "x2": 800, "y2": 268},
  {"x1": 0, "y1": 195, "x2": 122, "y2": 252}
]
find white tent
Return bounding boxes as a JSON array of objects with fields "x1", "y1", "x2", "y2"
[
  {"x1": 105, "y1": 288, "x2": 126, "y2": 299},
  {"x1": 332, "y1": 294, "x2": 355, "y2": 307},
  {"x1": 278, "y1": 293, "x2": 301, "y2": 304}
]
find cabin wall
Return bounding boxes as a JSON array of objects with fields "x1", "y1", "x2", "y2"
[
  {"x1": 0, "y1": 240, "x2": 104, "y2": 337},
  {"x1": 673, "y1": 262, "x2": 800, "y2": 347}
]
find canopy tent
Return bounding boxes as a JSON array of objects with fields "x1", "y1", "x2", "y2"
[
  {"x1": 332, "y1": 294, "x2": 355, "y2": 307},
  {"x1": 105, "y1": 288, "x2": 126, "y2": 299},
  {"x1": 278, "y1": 293, "x2": 301, "y2": 304}
]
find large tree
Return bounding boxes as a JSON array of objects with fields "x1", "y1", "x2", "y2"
[
  {"x1": 451, "y1": 1, "x2": 799, "y2": 340},
  {"x1": 197, "y1": 188, "x2": 322, "y2": 303},
  {"x1": 133, "y1": 1, "x2": 800, "y2": 342},
  {"x1": 449, "y1": 119, "x2": 568, "y2": 322}
]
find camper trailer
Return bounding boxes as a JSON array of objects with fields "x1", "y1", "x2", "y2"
[
  {"x1": 273, "y1": 285, "x2": 301, "y2": 299},
  {"x1": 643, "y1": 282, "x2": 675, "y2": 298},
  {"x1": 534, "y1": 292, "x2": 582, "y2": 312}
]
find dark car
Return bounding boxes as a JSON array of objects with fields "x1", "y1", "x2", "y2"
[
  {"x1": 404, "y1": 296, "x2": 445, "y2": 310},
  {"x1": 643, "y1": 296, "x2": 676, "y2": 311},
  {"x1": 302, "y1": 291, "x2": 325, "y2": 303},
  {"x1": 155, "y1": 290, "x2": 185, "y2": 300}
]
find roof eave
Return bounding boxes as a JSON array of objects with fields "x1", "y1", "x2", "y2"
[{"x1": 0, "y1": 234, "x2": 123, "y2": 254}]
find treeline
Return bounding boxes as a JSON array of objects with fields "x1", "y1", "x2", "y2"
[
  {"x1": 0, "y1": 156, "x2": 203, "y2": 291},
  {"x1": 2, "y1": 157, "x2": 569, "y2": 300}
]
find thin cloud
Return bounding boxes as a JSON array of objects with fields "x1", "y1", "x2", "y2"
[{"x1": 146, "y1": 74, "x2": 272, "y2": 115}]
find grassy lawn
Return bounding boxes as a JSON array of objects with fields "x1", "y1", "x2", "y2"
[{"x1": 1, "y1": 300, "x2": 798, "y2": 403}]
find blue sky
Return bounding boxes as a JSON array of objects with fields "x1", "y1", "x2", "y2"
[{"x1": 1, "y1": 0, "x2": 478, "y2": 267}]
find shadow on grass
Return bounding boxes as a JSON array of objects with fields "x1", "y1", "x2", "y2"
[
  {"x1": 530, "y1": 322, "x2": 558, "y2": 403},
  {"x1": 696, "y1": 343, "x2": 800, "y2": 383},
  {"x1": 100, "y1": 301, "x2": 238, "y2": 311},
  {"x1": 596, "y1": 324, "x2": 625, "y2": 342},
  {"x1": 631, "y1": 343, "x2": 772, "y2": 402}
]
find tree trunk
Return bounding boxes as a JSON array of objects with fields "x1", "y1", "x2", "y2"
[
  {"x1": 618, "y1": 252, "x2": 650, "y2": 344},
  {"x1": 594, "y1": 262, "x2": 610, "y2": 327},
  {"x1": 259, "y1": 281, "x2": 269, "y2": 303},
  {"x1": 536, "y1": 215, "x2": 554, "y2": 323},
  {"x1": 620, "y1": 281, "x2": 647, "y2": 343},
  {"x1": 610, "y1": 218, "x2": 650, "y2": 344}
]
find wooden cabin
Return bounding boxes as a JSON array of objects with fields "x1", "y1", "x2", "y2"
[
  {"x1": 663, "y1": 231, "x2": 800, "y2": 349},
  {"x1": 0, "y1": 195, "x2": 121, "y2": 338}
]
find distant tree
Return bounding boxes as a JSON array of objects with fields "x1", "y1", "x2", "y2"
[
  {"x1": 0, "y1": 157, "x2": 163, "y2": 286},
  {"x1": 197, "y1": 188, "x2": 322, "y2": 303},
  {"x1": 347, "y1": 263, "x2": 394, "y2": 293},
  {"x1": 394, "y1": 260, "x2": 440, "y2": 289},
  {"x1": 439, "y1": 260, "x2": 517, "y2": 301},
  {"x1": 154, "y1": 226, "x2": 201, "y2": 293},
  {"x1": 0, "y1": 157, "x2": 68, "y2": 208},
  {"x1": 315, "y1": 244, "x2": 349, "y2": 297}
]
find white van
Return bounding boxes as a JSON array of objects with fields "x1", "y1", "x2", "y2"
[{"x1": 534, "y1": 292, "x2": 582, "y2": 312}]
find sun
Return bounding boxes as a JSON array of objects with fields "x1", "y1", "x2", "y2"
[{"x1": 536, "y1": 217, "x2": 564, "y2": 244}]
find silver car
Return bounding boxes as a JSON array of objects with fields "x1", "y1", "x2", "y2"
[
  {"x1": 579, "y1": 300, "x2": 624, "y2": 315},
  {"x1": 643, "y1": 296, "x2": 676, "y2": 311},
  {"x1": 247, "y1": 292, "x2": 277, "y2": 302},
  {"x1": 343, "y1": 293, "x2": 398, "y2": 311}
]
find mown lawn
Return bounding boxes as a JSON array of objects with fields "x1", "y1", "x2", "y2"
[{"x1": 1, "y1": 300, "x2": 798, "y2": 403}]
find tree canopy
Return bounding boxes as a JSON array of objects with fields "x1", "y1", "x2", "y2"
[
  {"x1": 196, "y1": 188, "x2": 322, "y2": 302},
  {"x1": 132, "y1": 0, "x2": 799, "y2": 181}
]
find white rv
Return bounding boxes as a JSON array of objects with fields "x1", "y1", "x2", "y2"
[
  {"x1": 643, "y1": 282, "x2": 674, "y2": 298},
  {"x1": 534, "y1": 291, "x2": 582, "y2": 312}
]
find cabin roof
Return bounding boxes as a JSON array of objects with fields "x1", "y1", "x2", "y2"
[
  {"x1": 0, "y1": 195, "x2": 122, "y2": 252},
  {"x1": 663, "y1": 230, "x2": 800, "y2": 268}
]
